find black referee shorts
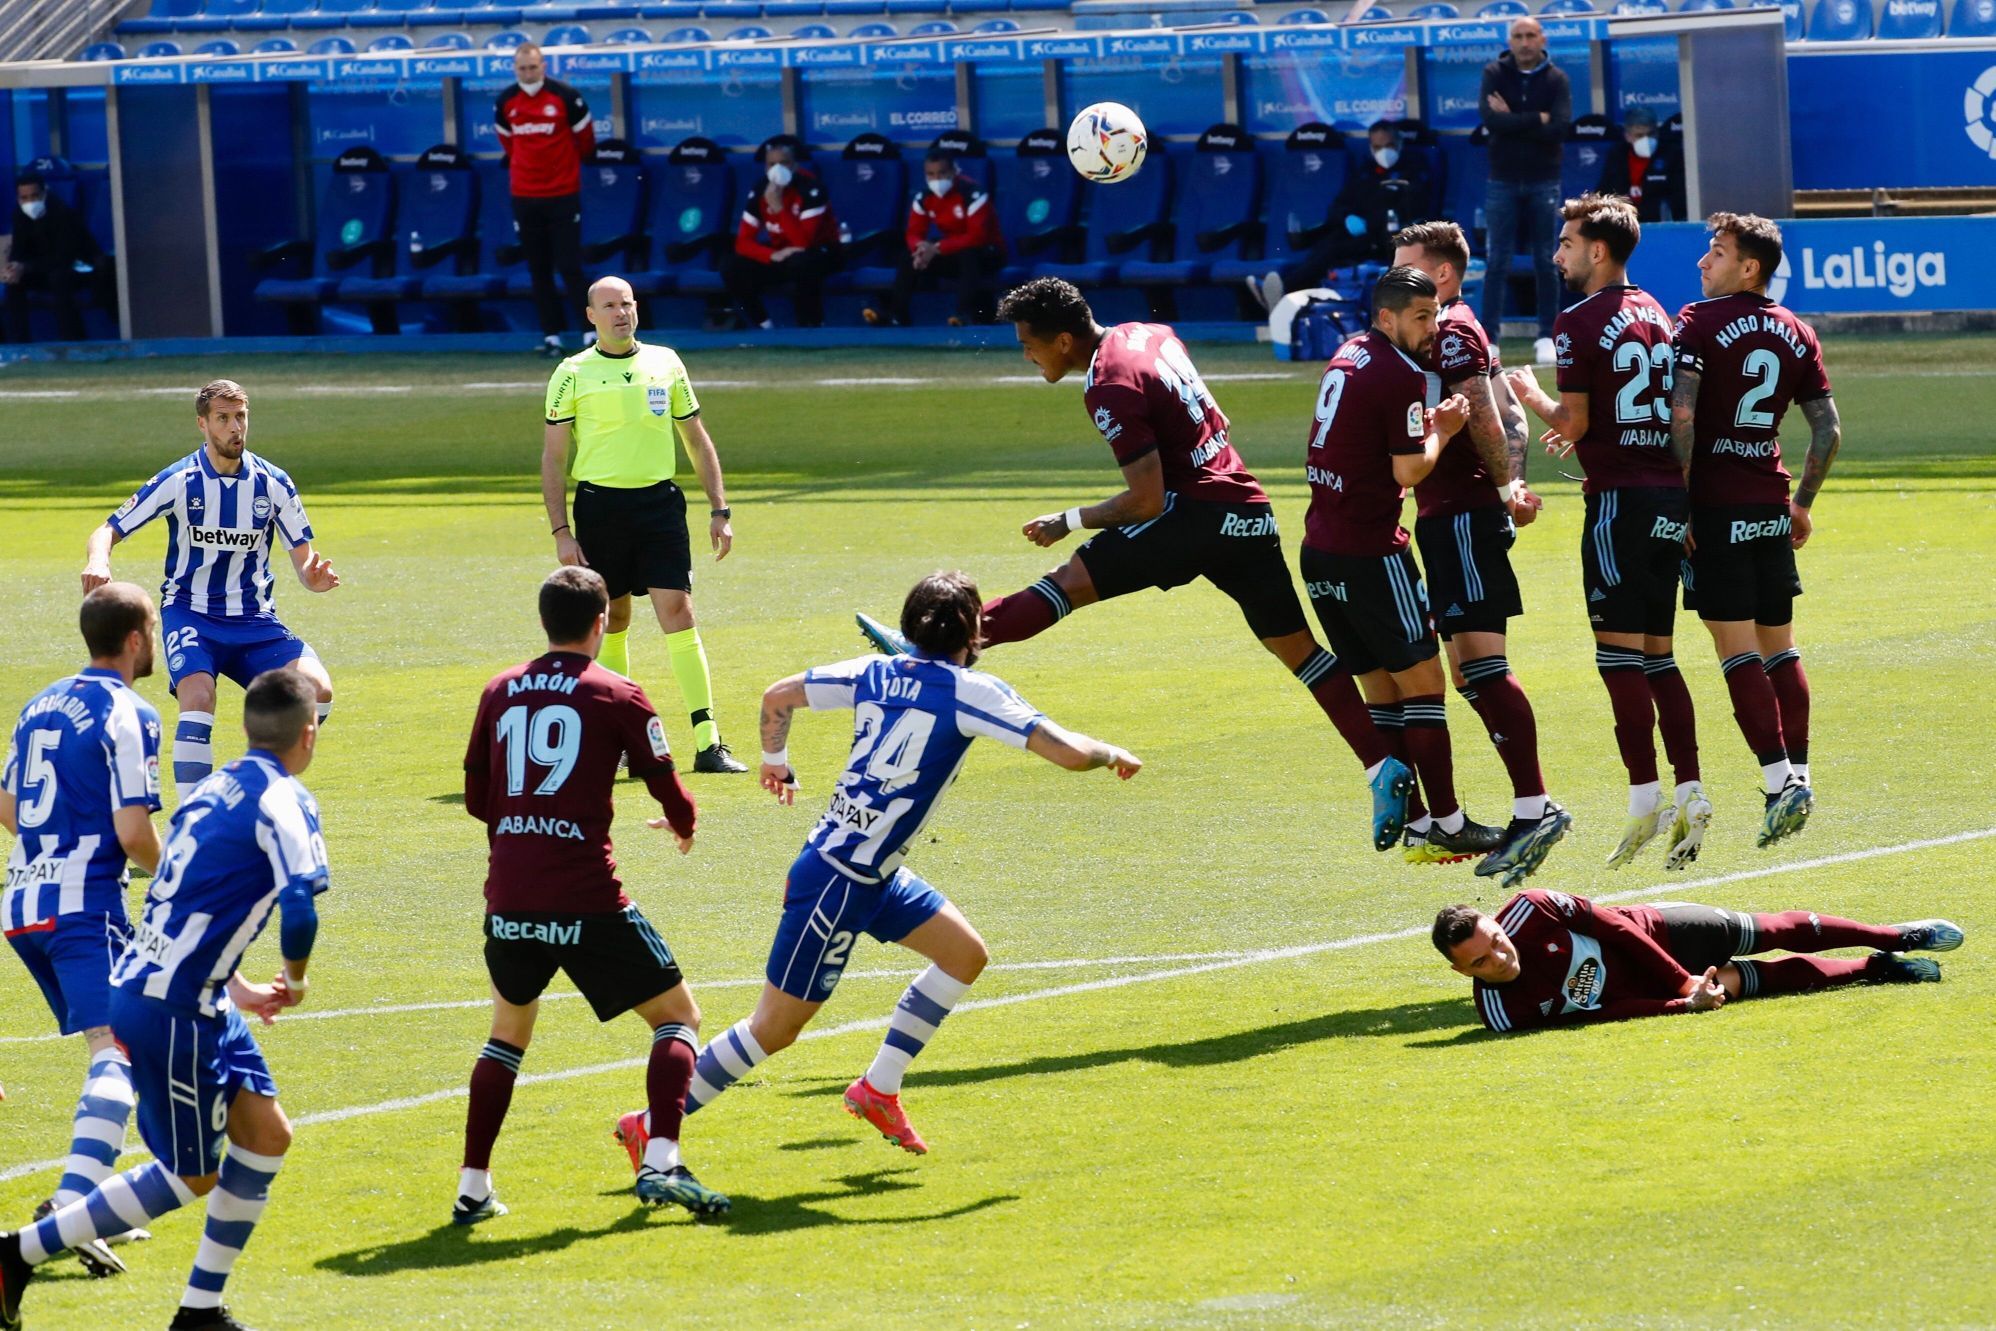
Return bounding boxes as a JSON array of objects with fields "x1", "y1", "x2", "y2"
[{"x1": 573, "y1": 478, "x2": 693, "y2": 600}]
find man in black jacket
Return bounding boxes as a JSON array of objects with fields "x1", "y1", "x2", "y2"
[
  {"x1": 1478, "y1": 18, "x2": 1572, "y2": 366},
  {"x1": 1594, "y1": 107, "x2": 1684, "y2": 223},
  {"x1": 3, "y1": 172, "x2": 103, "y2": 343},
  {"x1": 1255, "y1": 122, "x2": 1432, "y2": 306}
]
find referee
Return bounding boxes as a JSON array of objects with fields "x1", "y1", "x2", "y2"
[{"x1": 541, "y1": 275, "x2": 748, "y2": 773}]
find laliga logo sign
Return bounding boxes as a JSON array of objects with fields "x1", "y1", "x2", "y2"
[
  {"x1": 1967, "y1": 64, "x2": 1996, "y2": 158},
  {"x1": 1777, "y1": 240, "x2": 1946, "y2": 300}
]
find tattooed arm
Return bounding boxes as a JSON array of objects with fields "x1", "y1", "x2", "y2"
[
  {"x1": 1460, "y1": 373, "x2": 1514, "y2": 488},
  {"x1": 1668, "y1": 366, "x2": 1700, "y2": 479},
  {"x1": 1789, "y1": 395, "x2": 1842, "y2": 549}
]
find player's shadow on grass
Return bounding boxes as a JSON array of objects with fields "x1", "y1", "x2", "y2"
[
  {"x1": 718, "y1": 1168, "x2": 1017, "y2": 1237},
  {"x1": 314, "y1": 1209, "x2": 657, "y2": 1278}
]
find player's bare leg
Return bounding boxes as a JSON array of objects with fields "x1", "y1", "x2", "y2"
[
  {"x1": 648, "y1": 588, "x2": 744, "y2": 773},
  {"x1": 172, "y1": 672, "x2": 220, "y2": 792},
  {"x1": 847, "y1": 904, "x2": 989, "y2": 1155},
  {"x1": 455, "y1": 988, "x2": 538, "y2": 1225},
  {"x1": 620, "y1": 984, "x2": 728, "y2": 1215},
  {"x1": 288, "y1": 653, "x2": 334, "y2": 729}
]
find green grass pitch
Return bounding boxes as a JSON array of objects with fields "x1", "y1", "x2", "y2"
[{"x1": 0, "y1": 335, "x2": 1991, "y2": 1329}]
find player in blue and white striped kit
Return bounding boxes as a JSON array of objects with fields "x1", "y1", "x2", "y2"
[
  {"x1": 613, "y1": 572, "x2": 1141, "y2": 1163},
  {"x1": 1, "y1": 583, "x2": 165, "y2": 1280},
  {"x1": 81, "y1": 380, "x2": 340, "y2": 795},
  {"x1": 1, "y1": 670, "x2": 328, "y2": 1331}
]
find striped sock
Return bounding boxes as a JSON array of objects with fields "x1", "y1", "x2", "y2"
[
  {"x1": 1720, "y1": 650, "x2": 1789, "y2": 792},
  {"x1": 1293, "y1": 647, "x2": 1390, "y2": 769},
  {"x1": 1399, "y1": 694, "x2": 1458, "y2": 821},
  {"x1": 1595, "y1": 647, "x2": 1658, "y2": 785},
  {"x1": 684, "y1": 1020, "x2": 768, "y2": 1115},
  {"x1": 182, "y1": 1145, "x2": 282, "y2": 1311},
  {"x1": 53, "y1": 1049, "x2": 135, "y2": 1207},
  {"x1": 1643, "y1": 653, "x2": 1701, "y2": 784},
  {"x1": 1762, "y1": 648, "x2": 1810, "y2": 773},
  {"x1": 979, "y1": 577, "x2": 1068, "y2": 647},
  {"x1": 20, "y1": 1161, "x2": 195, "y2": 1265},
  {"x1": 643, "y1": 1022, "x2": 698, "y2": 1169},
  {"x1": 462, "y1": 1038, "x2": 524, "y2": 1171},
  {"x1": 865, "y1": 965, "x2": 972, "y2": 1095},
  {"x1": 174, "y1": 710, "x2": 215, "y2": 787},
  {"x1": 1368, "y1": 702, "x2": 1426, "y2": 821}
]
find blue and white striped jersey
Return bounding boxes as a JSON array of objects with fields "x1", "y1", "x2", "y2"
[
  {"x1": 2, "y1": 669, "x2": 162, "y2": 930},
  {"x1": 110, "y1": 750, "x2": 328, "y2": 1018},
  {"x1": 107, "y1": 448, "x2": 313, "y2": 620},
  {"x1": 801, "y1": 654, "x2": 1044, "y2": 884}
]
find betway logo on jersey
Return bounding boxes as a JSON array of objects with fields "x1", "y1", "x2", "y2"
[
  {"x1": 489, "y1": 914, "x2": 582, "y2": 945},
  {"x1": 1730, "y1": 514, "x2": 1791, "y2": 542},
  {"x1": 494, "y1": 815, "x2": 587, "y2": 841},
  {"x1": 510, "y1": 121, "x2": 561, "y2": 137},
  {"x1": 1219, "y1": 511, "x2": 1276, "y2": 538},
  {"x1": 186, "y1": 526, "x2": 263, "y2": 550}
]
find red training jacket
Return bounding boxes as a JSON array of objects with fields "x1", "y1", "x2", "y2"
[
  {"x1": 494, "y1": 78, "x2": 596, "y2": 199},
  {"x1": 733, "y1": 170, "x2": 838, "y2": 263},
  {"x1": 904, "y1": 175, "x2": 1002, "y2": 256}
]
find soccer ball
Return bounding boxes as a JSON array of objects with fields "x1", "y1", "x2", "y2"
[{"x1": 1066, "y1": 102, "x2": 1148, "y2": 185}]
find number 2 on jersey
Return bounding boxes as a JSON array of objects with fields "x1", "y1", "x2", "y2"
[
  {"x1": 495, "y1": 704, "x2": 581, "y2": 796},
  {"x1": 1734, "y1": 348, "x2": 1781, "y2": 429}
]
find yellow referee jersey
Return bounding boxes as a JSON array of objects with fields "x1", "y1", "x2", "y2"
[{"x1": 544, "y1": 341, "x2": 701, "y2": 488}]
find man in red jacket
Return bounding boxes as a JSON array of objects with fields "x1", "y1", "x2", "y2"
[
  {"x1": 721, "y1": 143, "x2": 839, "y2": 330},
  {"x1": 495, "y1": 43, "x2": 596, "y2": 355},
  {"x1": 863, "y1": 150, "x2": 1004, "y2": 328}
]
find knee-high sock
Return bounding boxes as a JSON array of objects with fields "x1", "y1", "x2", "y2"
[
  {"x1": 183, "y1": 1145, "x2": 282, "y2": 1312},
  {"x1": 684, "y1": 1020, "x2": 768, "y2": 1115},
  {"x1": 598, "y1": 628, "x2": 631, "y2": 678},
  {"x1": 462, "y1": 1038, "x2": 524, "y2": 1171},
  {"x1": 1743, "y1": 910, "x2": 1902, "y2": 954},
  {"x1": 1733, "y1": 953, "x2": 1875, "y2": 999},
  {"x1": 980, "y1": 577, "x2": 1067, "y2": 647},
  {"x1": 665, "y1": 628, "x2": 719, "y2": 750},
  {"x1": 641, "y1": 1023, "x2": 698, "y2": 1172},
  {"x1": 1763, "y1": 648, "x2": 1810, "y2": 772},
  {"x1": 1644, "y1": 654, "x2": 1701, "y2": 784},
  {"x1": 1595, "y1": 648, "x2": 1658, "y2": 785},
  {"x1": 1370, "y1": 702, "x2": 1427, "y2": 821},
  {"x1": 1294, "y1": 648, "x2": 1389, "y2": 769},
  {"x1": 54, "y1": 1049, "x2": 135, "y2": 1207},
  {"x1": 1721, "y1": 651, "x2": 1790, "y2": 793},
  {"x1": 866, "y1": 966, "x2": 971, "y2": 1095},
  {"x1": 174, "y1": 710, "x2": 215, "y2": 788},
  {"x1": 1399, "y1": 694, "x2": 1458, "y2": 820},
  {"x1": 1459, "y1": 655, "x2": 1544, "y2": 800},
  {"x1": 20, "y1": 1161, "x2": 195, "y2": 1266}
]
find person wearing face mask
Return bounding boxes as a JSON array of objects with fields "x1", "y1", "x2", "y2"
[
  {"x1": 494, "y1": 43, "x2": 596, "y2": 357},
  {"x1": 1248, "y1": 123, "x2": 1430, "y2": 311},
  {"x1": 1594, "y1": 107, "x2": 1684, "y2": 223},
  {"x1": 863, "y1": 150, "x2": 1004, "y2": 328},
  {"x1": 1479, "y1": 17, "x2": 1573, "y2": 367},
  {"x1": 720, "y1": 140, "x2": 841, "y2": 330},
  {"x1": 3, "y1": 172, "x2": 105, "y2": 344}
]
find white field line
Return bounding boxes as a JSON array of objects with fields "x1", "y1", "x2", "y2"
[{"x1": 1, "y1": 826, "x2": 1988, "y2": 1183}]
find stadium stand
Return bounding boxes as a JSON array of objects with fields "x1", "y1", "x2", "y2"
[
  {"x1": 993, "y1": 128, "x2": 1082, "y2": 288},
  {"x1": 1407, "y1": 3, "x2": 1462, "y2": 15},
  {"x1": 253, "y1": 36, "x2": 301, "y2": 50},
  {"x1": 1030, "y1": 146, "x2": 1173, "y2": 289},
  {"x1": 368, "y1": 33, "x2": 417, "y2": 49},
  {"x1": 421, "y1": 158, "x2": 523, "y2": 311},
  {"x1": 1875, "y1": 0, "x2": 1943, "y2": 35},
  {"x1": 626, "y1": 136, "x2": 736, "y2": 298},
  {"x1": 1955, "y1": 0, "x2": 1996, "y2": 31},
  {"x1": 1277, "y1": 8, "x2": 1332, "y2": 20},
  {"x1": 1808, "y1": 0, "x2": 1873, "y2": 34},
  {"x1": 308, "y1": 36, "x2": 358, "y2": 52},
  {"x1": 909, "y1": 20, "x2": 961, "y2": 33},
  {"x1": 336, "y1": 144, "x2": 481, "y2": 309},
  {"x1": 850, "y1": 20, "x2": 900, "y2": 34},
  {"x1": 1475, "y1": 0, "x2": 1532, "y2": 14},
  {"x1": 136, "y1": 40, "x2": 183, "y2": 56},
  {"x1": 252, "y1": 143, "x2": 398, "y2": 334},
  {"x1": 1679, "y1": 0, "x2": 1735, "y2": 11},
  {"x1": 824, "y1": 133, "x2": 913, "y2": 295},
  {"x1": 82, "y1": 41, "x2": 126, "y2": 59},
  {"x1": 485, "y1": 30, "x2": 529, "y2": 48},
  {"x1": 495, "y1": 138, "x2": 648, "y2": 305},
  {"x1": 1206, "y1": 123, "x2": 1348, "y2": 289},
  {"x1": 543, "y1": 24, "x2": 591, "y2": 44},
  {"x1": 424, "y1": 31, "x2": 473, "y2": 47},
  {"x1": 1120, "y1": 123, "x2": 1264, "y2": 292}
]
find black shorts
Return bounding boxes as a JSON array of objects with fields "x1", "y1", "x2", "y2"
[
  {"x1": 1075, "y1": 494, "x2": 1308, "y2": 640},
  {"x1": 1298, "y1": 545, "x2": 1439, "y2": 676},
  {"x1": 1684, "y1": 504, "x2": 1802, "y2": 626},
  {"x1": 1414, "y1": 505, "x2": 1523, "y2": 638},
  {"x1": 483, "y1": 904, "x2": 684, "y2": 1022},
  {"x1": 1654, "y1": 902, "x2": 1759, "y2": 973},
  {"x1": 1581, "y1": 487, "x2": 1689, "y2": 637},
  {"x1": 573, "y1": 478, "x2": 693, "y2": 601}
]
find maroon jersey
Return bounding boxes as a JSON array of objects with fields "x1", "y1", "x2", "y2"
[
  {"x1": 1084, "y1": 323, "x2": 1268, "y2": 506},
  {"x1": 1414, "y1": 300, "x2": 1505, "y2": 519},
  {"x1": 1553, "y1": 284, "x2": 1683, "y2": 493},
  {"x1": 1673, "y1": 292, "x2": 1833, "y2": 507},
  {"x1": 1472, "y1": 889, "x2": 1696, "y2": 1034},
  {"x1": 1301, "y1": 330, "x2": 1437, "y2": 557},
  {"x1": 494, "y1": 79, "x2": 595, "y2": 199},
  {"x1": 464, "y1": 651, "x2": 696, "y2": 914}
]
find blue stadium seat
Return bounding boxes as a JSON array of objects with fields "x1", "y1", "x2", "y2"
[
  {"x1": 368, "y1": 33, "x2": 416, "y2": 49},
  {"x1": 424, "y1": 159, "x2": 518, "y2": 305},
  {"x1": 1408, "y1": 3, "x2": 1461, "y2": 16},
  {"x1": 1032, "y1": 149, "x2": 1173, "y2": 288},
  {"x1": 724, "y1": 23, "x2": 774, "y2": 37},
  {"x1": 137, "y1": 40, "x2": 184, "y2": 57},
  {"x1": 195, "y1": 38, "x2": 243, "y2": 54},
  {"x1": 1475, "y1": 0, "x2": 1531, "y2": 13},
  {"x1": 1010, "y1": 0, "x2": 1066, "y2": 8},
  {"x1": 763, "y1": 0, "x2": 828, "y2": 13},
  {"x1": 1438, "y1": 125, "x2": 1490, "y2": 249},
  {"x1": 1214, "y1": 10, "x2": 1260, "y2": 21},
  {"x1": 1356, "y1": 5, "x2": 1393, "y2": 18},
  {"x1": 790, "y1": 21, "x2": 838, "y2": 35},
  {"x1": 821, "y1": 133, "x2": 909, "y2": 289},
  {"x1": 824, "y1": 0, "x2": 887, "y2": 12},
  {"x1": 255, "y1": 144, "x2": 398, "y2": 324},
  {"x1": 1875, "y1": 0, "x2": 1941, "y2": 34},
  {"x1": 850, "y1": 19, "x2": 897, "y2": 34},
  {"x1": 425, "y1": 30, "x2": 474, "y2": 45},
  {"x1": 993, "y1": 128, "x2": 1079, "y2": 286},
  {"x1": 316, "y1": 0, "x2": 379, "y2": 14},
  {"x1": 1121, "y1": 124, "x2": 1264, "y2": 287},
  {"x1": 259, "y1": 0, "x2": 321, "y2": 15},
  {"x1": 1808, "y1": 0, "x2": 1872, "y2": 35},
  {"x1": 543, "y1": 23, "x2": 591, "y2": 43},
  {"x1": 1208, "y1": 123, "x2": 1348, "y2": 289},
  {"x1": 662, "y1": 25, "x2": 712, "y2": 39},
  {"x1": 1613, "y1": 0, "x2": 1668, "y2": 12},
  {"x1": 604, "y1": 25, "x2": 654, "y2": 39},
  {"x1": 908, "y1": 18, "x2": 957, "y2": 33},
  {"x1": 627, "y1": 136, "x2": 734, "y2": 296},
  {"x1": 1540, "y1": 0, "x2": 1596, "y2": 11},
  {"x1": 1278, "y1": 7, "x2": 1330, "y2": 19},
  {"x1": 1562, "y1": 113, "x2": 1613, "y2": 201},
  {"x1": 340, "y1": 144, "x2": 479, "y2": 305},
  {"x1": 1954, "y1": 0, "x2": 1996, "y2": 32},
  {"x1": 1777, "y1": 0, "x2": 1805, "y2": 35},
  {"x1": 971, "y1": 16, "x2": 1019, "y2": 31},
  {"x1": 486, "y1": 29, "x2": 530, "y2": 46},
  {"x1": 173, "y1": 0, "x2": 258, "y2": 31},
  {"x1": 254, "y1": 35, "x2": 300, "y2": 50},
  {"x1": 82, "y1": 42, "x2": 127, "y2": 59},
  {"x1": 885, "y1": 0, "x2": 948, "y2": 13},
  {"x1": 309, "y1": 36, "x2": 358, "y2": 52},
  {"x1": 949, "y1": 0, "x2": 1009, "y2": 11},
  {"x1": 505, "y1": 139, "x2": 648, "y2": 299},
  {"x1": 374, "y1": 0, "x2": 436, "y2": 11},
  {"x1": 153, "y1": 0, "x2": 203, "y2": 15},
  {"x1": 1678, "y1": 0, "x2": 1733, "y2": 10},
  {"x1": 24, "y1": 157, "x2": 84, "y2": 214}
]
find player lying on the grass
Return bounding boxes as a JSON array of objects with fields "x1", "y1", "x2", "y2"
[
  {"x1": 859, "y1": 277, "x2": 1415, "y2": 853},
  {"x1": 1669, "y1": 213, "x2": 1837, "y2": 848},
  {"x1": 619, "y1": 572, "x2": 1140, "y2": 1161},
  {"x1": 462, "y1": 567, "x2": 726, "y2": 1221},
  {"x1": 82, "y1": 379, "x2": 339, "y2": 797},
  {"x1": 2, "y1": 669, "x2": 329, "y2": 1331},
  {"x1": 1433, "y1": 890, "x2": 1961, "y2": 1034},
  {"x1": 1, "y1": 583, "x2": 165, "y2": 1280}
]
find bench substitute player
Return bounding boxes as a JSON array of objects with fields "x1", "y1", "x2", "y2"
[
  {"x1": 461, "y1": 567, "x2": 727, "y2": 1221},
  {"x1": 857, "y1": 277, "x2": 1416, "y2": 852},
  {"x1": 1, "y1": 670, "x2": 328, "y2": 1331},
  {"x1": 1300, "y1": 268, "x2": 1507, "y2": 865},
  {"x1": 543, "y1": 276, "x2": 749, "y2": 775},
  {"x1": 1391, "y1": 221, "x2": 1568, "y2": 880},
  {"x1": 1508, "y1": 194, "x2": 1708, "y2": 871},
  {"x1": 1, "y1": 583, "x2": 165, "y2": 1280},
  {"x1": 1669, "y1": 213, "x2": 1837, "y2": 849},
  {"x1": 82, "y1": 379, "x2": 339, "y2": 797},
  {"x1": 1434, "y1": 892, "x2": 1960, "y2": 1034}
]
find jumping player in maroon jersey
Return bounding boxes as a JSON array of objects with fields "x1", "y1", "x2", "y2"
[
  {"x1": 1392, "y1": 221, "x2": 1568, "y2": 882},
  {"x1": 455, "y1": 567, "x2": 728, "y2": 1223},
  {"x1": 1298, "y1": 267, "x2": 1507, "y2": 863},
  {"x1": 1670, "y1": 212, "x2": 1839, "y2": 850},
  {"x1": 1508, "y1": 194, "x2": 1708, "y2": 873},
  {"x1": 857, "y1": 276, "x2": 1416, "y2": 852},
  {"x1": 1433, "y1": 892, "x2": 1961, "y2": 1034}
]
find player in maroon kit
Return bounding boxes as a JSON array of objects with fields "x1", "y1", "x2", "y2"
[
  {"x1": 1298, "y1": 266, "x2": 1508, "y2": 863},
  {"x1": 1508, "y1": 194, "x2": 1708, "y2": 873},
  {"x1": 1433, "y1": 891, "x2": 1961, "y2": 1033},
  {"x1": 494, "y1": 43, "x2": 596, "y2": 356},
  {"x1": 1670, "y1": 213, "x2": 1838, "y2": 850},
  {"x1": 455, "y1": 567, "x2": 728, "y2": 1223},
  {"x1": 863, "y1": 149, "x2": 1004, "y2": 328},
  {"x1": 722, "y1": 139, "x2": 840, "y2": 330},
  {"x1": 1391, "y1": 221, "x2": 1567, "y2": 881},
  {"x1": 857, "y1": 276, "x2": 1415, "y2": 851}
]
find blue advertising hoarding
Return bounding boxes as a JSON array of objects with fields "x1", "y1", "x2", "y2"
[
  {"x1": 1633, "y1": 217, "x2": 1994, "y2": 315},
  {"x1": 1790, "y1": 47, "x2": 1996, "y2": 190}
]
